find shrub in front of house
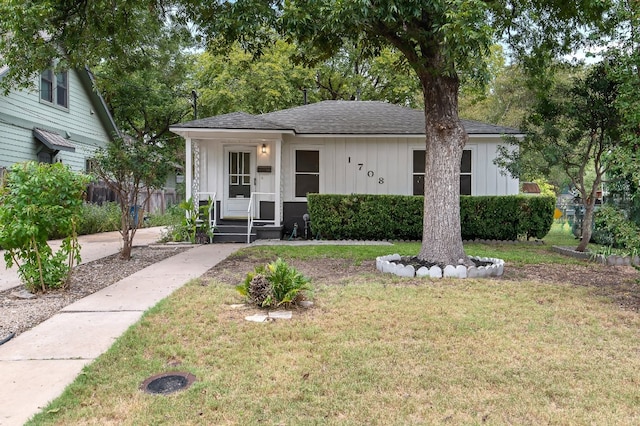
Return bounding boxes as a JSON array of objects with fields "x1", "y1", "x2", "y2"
[
  {"x1": 307, "y1": 194, "x2": 555, "y2": 241},
  {"x1": 592, "y1": 204, "x2": 640, "y2": 250},
  {"x1": 0, "y1": 162, "x2": 90, "y2": 292},
  {"x1": 76, "y1": 202, "x2": 121, "y2": 235}
]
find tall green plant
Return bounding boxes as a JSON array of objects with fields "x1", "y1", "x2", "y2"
[
  {"x1": 0, "y1": 162, "x2": 90, "y2": 293},
  {"x1": 168, "y1": 198, "x2": 214, "y2": 243}
]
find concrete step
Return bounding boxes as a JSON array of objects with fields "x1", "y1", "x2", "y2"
[{"x1": 213, "y1": 232, "x2": 256, "y2": 243}]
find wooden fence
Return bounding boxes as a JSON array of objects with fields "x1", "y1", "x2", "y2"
[{"x1": 86, "y1": 182, "x2": 178, "y2": 214}]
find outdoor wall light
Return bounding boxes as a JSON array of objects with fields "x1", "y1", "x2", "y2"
[{"x1": 262, "y1": 144, "x2": 267, "y2": 154}]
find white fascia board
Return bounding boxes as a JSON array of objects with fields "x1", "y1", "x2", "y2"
[
  {"x1": 169, "y1": 127, "x2": 295, "y2": 139},
  {"x1": 468, "y1": 133, "x2": 526, "y2": 139},
  {"x1": 294, "y1": 133, "x2": 426, "y2": 139},
  {"x1": 293, "y1": 133, "x2": 524, "y2": 139}
]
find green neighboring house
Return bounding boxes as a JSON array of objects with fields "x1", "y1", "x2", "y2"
[{"x1": 0, "y1": 64, "x2": 118, "y2": 173}]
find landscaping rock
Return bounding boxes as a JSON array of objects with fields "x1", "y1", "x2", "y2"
[
  {"x1": 10, "y1": 290, "x2": 36, "y2": 300},
  {"x1": 443, "y1": 265, "x2": 458, "y2": 278},
  {"x1": 467, "y1": 266, "x2": 479, "y2": 278},
  {"x1": 228, "y1": 304, "x2": 247, "y2": 310},
  {"x1": 245, "y1": 314, "x2": 269, "y2": 323},
  {"x1": 416, "y1": 266, "x2": 429, "y2": 278},
  {"x1": 268, "y1": 311, "x2": 292, "y2": 320},
  {"x1": 397, "y1": 265, "x2": 415, "y2": 278},
  {"x1": 378, "y1": 254, "x2": 504, "y2": 280},
  {"x1": 429, "y1": 265, "x2": 443, "y2": 278}
]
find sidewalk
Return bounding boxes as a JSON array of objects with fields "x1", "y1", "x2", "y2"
[
  {"x1": 0, "y1": 242, "x2": 244, "y2": 426},
  {"x1": 0, "y1": 227, "x2": 166, "y2": 292}
]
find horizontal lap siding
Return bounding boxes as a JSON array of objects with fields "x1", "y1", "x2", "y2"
[
  {"x1": 0, "y1": 69, "x2": 111, "y2": 171},
  {"x1": 0, "y1": 125, "x2": 37, "y2": 169}
]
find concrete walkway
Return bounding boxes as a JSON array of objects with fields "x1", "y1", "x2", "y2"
[
  {"x1": 0, "y1": 227, "x2": 166, "y2": 293},
  {"x1": 0, "y1": 237, "x2": 244, "y2": 426}
]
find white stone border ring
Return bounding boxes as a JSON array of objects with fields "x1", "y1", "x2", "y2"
[{"x1": 376, "y1": 254, "x2": 505, "y2": 279}]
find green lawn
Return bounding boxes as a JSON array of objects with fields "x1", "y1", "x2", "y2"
[{"x1": 29, "y1": 223, "x2": 640, "y2": 425}]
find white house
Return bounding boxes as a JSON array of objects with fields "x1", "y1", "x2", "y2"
[{"x1": 169, "y1": 100, "x2": 521, "y2": 241}]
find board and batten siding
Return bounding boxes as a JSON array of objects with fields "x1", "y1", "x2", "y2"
[
  {"x1": 0, "y1": 69, "x2": 112, "y2": 171},
  {"x1": 281, "y1": 135, "x2": 518, "y2": 201}
]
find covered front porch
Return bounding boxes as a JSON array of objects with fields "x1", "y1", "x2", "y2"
[{"x1": 182, "y1": 129, "x2": 288, "y2": 242}]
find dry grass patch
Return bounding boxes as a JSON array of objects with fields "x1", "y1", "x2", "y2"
[{"x1": 30, "y1": 270, "x2": 640, "y2": 425}]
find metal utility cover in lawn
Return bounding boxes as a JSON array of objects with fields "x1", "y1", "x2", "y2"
[{"x1": 141, "y1": 372, "x2": 196, "y2": 395}]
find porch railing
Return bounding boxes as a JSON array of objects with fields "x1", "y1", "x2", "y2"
[
  {"x1": 247, "y1": 192, "x2": 276, "y2": 244},
  {"x1": 196, "y1": 191, "x2": 217, "y2": 233}
]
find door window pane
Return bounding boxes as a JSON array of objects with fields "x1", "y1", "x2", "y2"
[{"x1": 229, "y1": 151, "x2": 251, "y2": 197}]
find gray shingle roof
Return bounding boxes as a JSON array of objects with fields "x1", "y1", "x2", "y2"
[
  {"x1": 173, "y1": 101, "x2": 522, "y2": 135},
  {"x1": 175, "y1": 111, "x2": 290, "y2": 131}
]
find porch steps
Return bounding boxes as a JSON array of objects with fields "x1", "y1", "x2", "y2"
[
  {"x1": 213, "y1": 223, "x2": 256, "y2": 243},
  {"x1": 212, "y1": 220, "x2": 283, "y2": 243}
]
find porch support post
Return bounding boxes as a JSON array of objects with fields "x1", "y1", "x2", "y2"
[
  {"x1": 275, "y1": 138, "x2": 282, "y2": 227},
  {"x1": 193, "y1": 140, "x2": 200, "y2": 210},
  {"x1": 185, "y1": 136, "x2": 192, "y2": 202}
]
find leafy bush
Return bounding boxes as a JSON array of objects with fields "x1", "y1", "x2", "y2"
[
  {"x1": 0, "y1": 162, "x2": 90, "y2": 292},
  {"x1": 592, "y1": 204, "x2": 640, "y2": 250},
  {"x1": 75, "y1": 202, "x2": 121, "y2": 235},
  {"x1": 147, "y1": 203, "x2": 184, "y2": 227},
  {"x1": 307, "y1": 194, "x2": 555, "y2": 241},
  {"x1": 237, "y1": 258, "x2": 313, "y2": 308}
]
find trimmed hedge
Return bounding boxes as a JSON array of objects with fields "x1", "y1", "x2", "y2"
[{"x1": 307, "y1": 194, "x2": 555, "y2": 241}]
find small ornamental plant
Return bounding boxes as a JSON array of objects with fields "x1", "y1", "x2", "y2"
[{"x1": 237, "y1": 258, "x2": 313, "y2": 308}]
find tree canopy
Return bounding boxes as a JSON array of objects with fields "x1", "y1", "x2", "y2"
[
  {"x1": 0, "y1": 0, "x2": 619, "y2": 264},
  {"x1": 497, "y1": 62, "x2": 624, "y2": 251}
]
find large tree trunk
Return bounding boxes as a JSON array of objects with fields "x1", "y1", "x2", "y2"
[{"x1": 417, "y1": 71, "x2": 469, "y2": 265}]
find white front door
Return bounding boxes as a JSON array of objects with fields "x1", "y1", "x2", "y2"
[{"x1": 223, "y1": 147, "x2": 254, "y2": 218}]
